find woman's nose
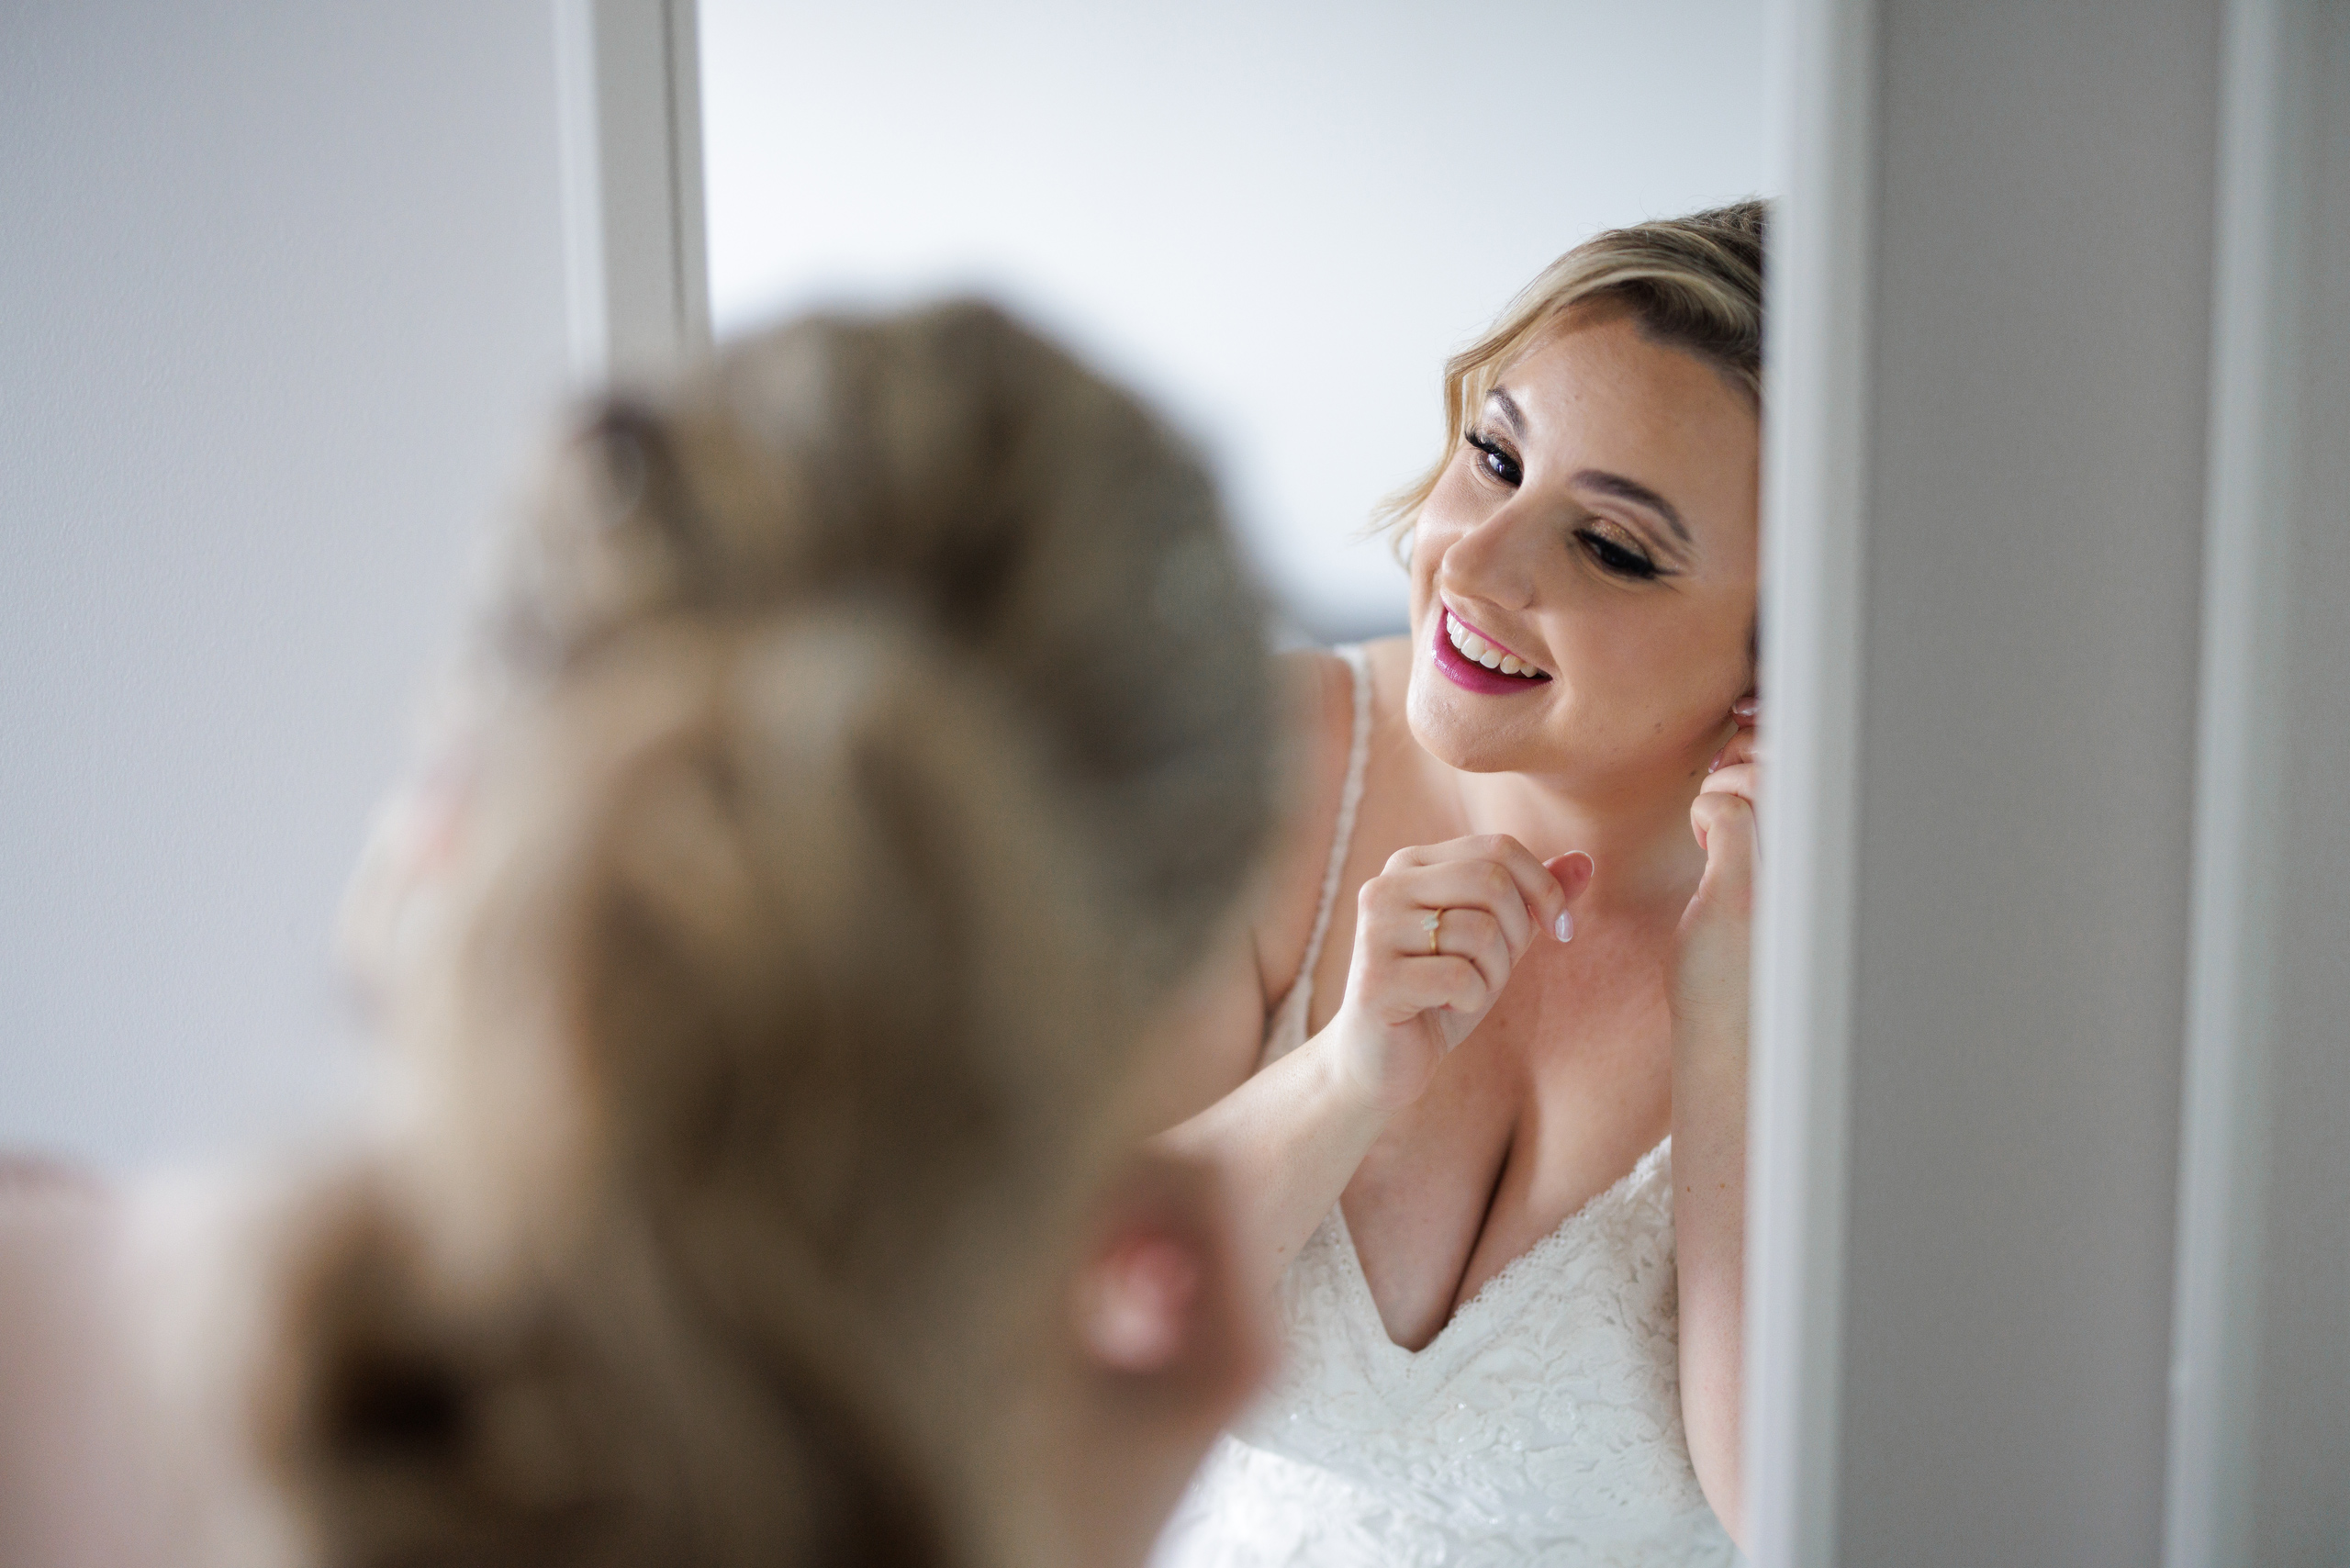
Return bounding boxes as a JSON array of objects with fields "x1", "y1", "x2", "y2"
[{"x1": 1432, "y1": 498, "x2": 1539, "y2": 610}]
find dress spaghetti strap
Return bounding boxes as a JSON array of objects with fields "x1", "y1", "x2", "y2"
[{"x1": 1259, "y1": 644, "x2": 1371, "y2": 1066}]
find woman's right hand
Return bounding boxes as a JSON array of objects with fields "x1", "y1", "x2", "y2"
[{"x1": 1326, "y1": 836, "x2": 1593, "y2": 1110}]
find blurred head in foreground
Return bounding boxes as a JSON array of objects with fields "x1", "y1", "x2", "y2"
[{"x1": 247, "y1": 302, "x2": 1275, "y2": 1568}]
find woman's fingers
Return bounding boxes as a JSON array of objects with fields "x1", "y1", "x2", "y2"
[
  {"x1": 1332, "y1": 835, "x2": 1601, "y2": 1100},
  {"x1": 1411, "y1": 958, "x2": 1496, "y2": 1019},
  {"x1": 1698, "y1": 760, "x2": 1758, "y2": 807},
  {"x1": 1709, "y1": 731, "x2": 1761, "y2": 773},
  {"x1": 1348, "y1": 834, "x2": 1595, "y2": 1034},
  {"x1": 1382, "y1": 834, "x2": 1574, "y2": 943},
  {"x1": 1687, "y1": 788, "x2": 1758, "y2": 905},
  {"x1": 1545, "y1": 851, "x2": 1595, "y2": 939},
  {"x1": 1366, "y1": 857, "x2": 1535, "y2": 956},
  {"x1": 1711, "y1": 696, "x2": 1762, "y2": 775},
  {"x1": 1358, "y1": 887, "x2": 1512, "y2": 997},
  {"x1": 1359, "y1": 935, "x2": 1498, "y2": 1020},
  {"x1": 1422, "y1": 905, "x2": 1511, "y2": 999}
]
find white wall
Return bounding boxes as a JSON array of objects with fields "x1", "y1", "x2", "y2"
[
  {"x1": 0, "y1": 4, "x2": 576, "y2": 1168},
  {"x1": 698, "y1": 0, "x2": 1769, "y2": 643}
]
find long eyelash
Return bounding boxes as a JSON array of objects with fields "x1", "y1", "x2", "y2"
[
  {"x1": 1464, "y1": 430, "x2": 1521, "y2": 485},
  {"x1": 1576, "y1": 529, "x2": 1664, "y2": 581},
  {"x1": 1462, "y1": 430, "x2": 1665, "y2": 581}
]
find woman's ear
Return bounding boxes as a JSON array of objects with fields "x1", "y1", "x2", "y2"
[
  {"x1": 1069, "y1": 1148, "x2": 1267, "y2": 1409},
  {"x1": 1027, "y1": 1149, "x2": 1270, "y2": 1568}
]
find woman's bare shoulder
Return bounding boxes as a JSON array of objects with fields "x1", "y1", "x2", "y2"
[{"x1": 1249, "y1": 646, "x2": 1373, "y2": 1009}]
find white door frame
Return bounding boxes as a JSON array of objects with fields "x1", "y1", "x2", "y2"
[
  {"x1": 554, "y1": 0, "x2": 710, "y2": 383},
  {"x1": 1751, "y1": 0, "x2": 2333, "y2": 1562},
  {"x1": 1744, "y1": 0, "x2": 1877, "y2": 1561},
  {"x1": 2163, "y1": 0, "x2": 2322, "y2": 1562}
]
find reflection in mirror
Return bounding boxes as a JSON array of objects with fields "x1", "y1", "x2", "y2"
[
  {"x1": 703, "y1": 4, "x2": 1770, "y2": 1559},
  {"x1": 4, "y1": 4, "x2": 1780, "y2": 1566}
]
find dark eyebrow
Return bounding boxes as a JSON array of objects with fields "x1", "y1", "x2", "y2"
[
  {"x1": 1571, "y1": 468, "x2": 1691, "y2": 545},
  {"x1": 1488, "y1": 386, "x2": 1528, "y2": 438},
  {"x1": 1484, "y1": 386, "x2": 1693, "y2": 548}
]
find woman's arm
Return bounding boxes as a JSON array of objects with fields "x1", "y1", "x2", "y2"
[
  {"x1": 1153, "y1": 1015, "x2": 1393, "y2": 1299},
  {"x1": 1671, "y1": 732, "x2": 1759, "y2": 1546}
]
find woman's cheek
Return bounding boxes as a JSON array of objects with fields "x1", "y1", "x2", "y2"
[{"x1": 1554, "y1": 624, "x2": 1716, "y2": 751}]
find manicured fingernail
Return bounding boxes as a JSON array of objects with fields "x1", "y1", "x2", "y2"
[
  {"x1": 1555, "y1": 910, "x2": 1573, "y2": 943},
  {"x1": 1732, "y1": 696, "x2": 1760, "y2": 719},
  {"x1": 1707, "y1": 753, "x2": 1722, "y2": 774}
]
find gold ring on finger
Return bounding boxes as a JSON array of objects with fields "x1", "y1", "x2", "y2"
[{"x1": 1422, "y1": 908, "x2": 1443, "y2": 955}]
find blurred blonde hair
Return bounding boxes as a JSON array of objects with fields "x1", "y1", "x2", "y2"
[
  {"x1": 247, "y1": 302, "x2": 1274, "y2": 1568},
  {"x1": 1375, "y1": 200, "x2": 1768, "y2": 554}
]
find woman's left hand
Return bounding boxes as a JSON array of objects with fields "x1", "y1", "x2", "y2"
[
  {"x1": 1669, "y1": 699, "x2": 1759, "y2": 1547},
  {"x1": 1675, "y1": 704, "x2": 1760, "y2": 1023}
]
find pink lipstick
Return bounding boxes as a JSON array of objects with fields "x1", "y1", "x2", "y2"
[{"x1": 1430, "y1": 608, "x2": 1551, "y2": 696}]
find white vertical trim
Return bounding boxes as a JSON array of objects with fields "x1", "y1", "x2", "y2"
[
  {"x1": 662, "y1": 0, "x2": 710, "y2": 361},
  {"x1": 1747, "y1": 0, "x2": 1876, "y2": 1562},
  {"x1": 553, "y1": 0, "x2": 711, "y2": 385},
  {"x1": 2161, "y1": 0, "x2": 2313, "y2": 1562},
  {"x1": 554, "y1": 0, "x2": 610, "y2": 381}
]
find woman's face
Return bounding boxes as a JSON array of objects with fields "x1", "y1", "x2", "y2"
[{"x1": 1405, "y1": 304, "x2": 1761, "y2": 800}]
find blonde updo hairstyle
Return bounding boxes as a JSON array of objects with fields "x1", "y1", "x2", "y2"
[
  {"x1": 1376, "y1": 199, "x2": 1767, "y2": 554},
  {"x1": 245, "y1": 302, "x2": 1274, "y2": 1568}
]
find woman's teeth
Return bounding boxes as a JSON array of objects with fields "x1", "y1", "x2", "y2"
[{"x1": 1445, "y1": 612, "x2": 1541, "y2": 678}]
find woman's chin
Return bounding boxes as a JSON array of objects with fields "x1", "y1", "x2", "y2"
[{"x1": 1404, "y1": 667, "x2": 1553, "y2": 777}]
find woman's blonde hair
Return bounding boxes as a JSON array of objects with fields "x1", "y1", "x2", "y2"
[
  {"x1": 1374, "y1": 200, "x2": 1768, "y2": 553},
  {"x1": 245, "y1": 302, "x2": 1275, "y2": 1568}
]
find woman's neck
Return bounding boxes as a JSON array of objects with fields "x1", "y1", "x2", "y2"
[{"x1": 1443, "y1": 755, "x2": 1714, "y2": 926}]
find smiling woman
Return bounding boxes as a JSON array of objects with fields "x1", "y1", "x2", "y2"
[
  {"x1": 1406, "y1": 290, "x2": 1761, "y2": 790},
  {"x1": 1152, "y1": 203, "x2": 1765, "y2": 1566}
]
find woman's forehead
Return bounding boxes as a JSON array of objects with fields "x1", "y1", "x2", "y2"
[
  {"x1": 1497, "y1": 311, "x2": 1752, "y2": 431},
  {"x1": 1491, "y1": 316, "x2": 1760, "y2": 549}
]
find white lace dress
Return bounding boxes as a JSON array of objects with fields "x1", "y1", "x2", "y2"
[{"x1": 1154, "y1": 647, "x2": 1735, "y2": 1567}]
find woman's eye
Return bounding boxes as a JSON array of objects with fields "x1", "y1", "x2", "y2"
[
  {"x1": 1576, "y1": 530, "x2": 1661, "y2": 580},
  {"x1": 1465, "y1": 431, "x2": 1522, "y2": 486}
]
